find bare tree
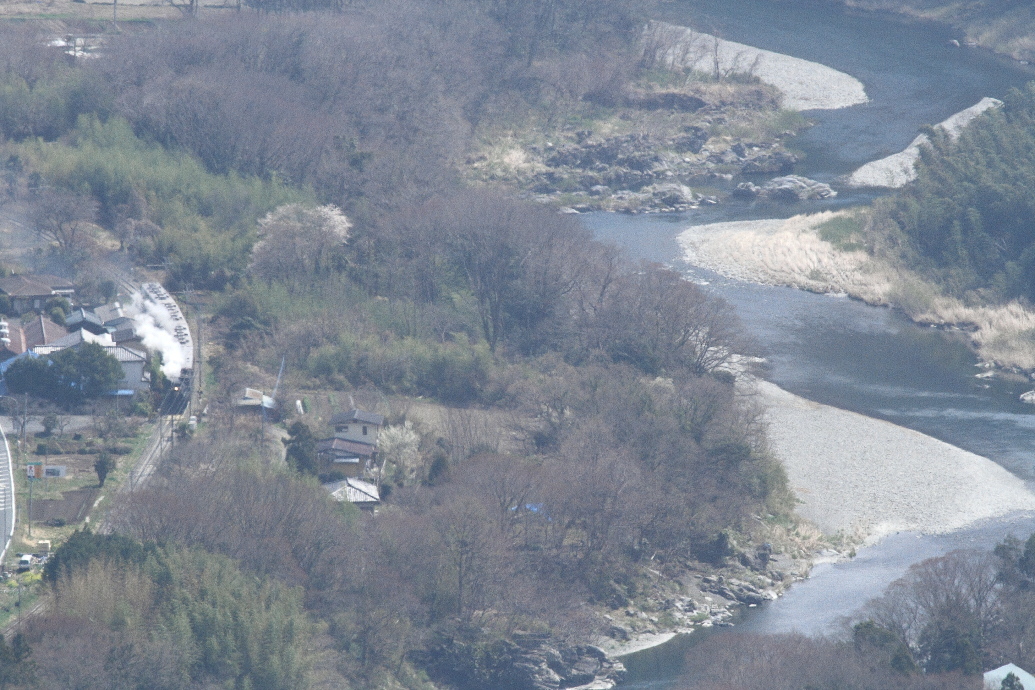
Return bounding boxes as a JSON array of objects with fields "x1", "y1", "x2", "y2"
[
  {"x1": 593, "y1": 263, "x2": 743, "y2": 376},
  {"x1": 858, "y1": 549, "x2": 1002, "y2": 674},
  {"x1": 31, "y1": 189, "x2": 99, "y2": 258}
]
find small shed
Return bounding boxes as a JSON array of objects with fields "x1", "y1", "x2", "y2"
[
  {"x1": 237, "y1": 388, "x2": 276, "y2": 410},
  {"x1": 986, "y1": 664, "x2": 1035, "y2": 690},
  {"x1": 325, "y1": 477, "x2": 380, "y2": 510}
]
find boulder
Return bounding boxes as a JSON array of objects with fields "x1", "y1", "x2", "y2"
[
  {"x1": 417, "y1": 635, "x2": 626, "y2": 690},
  {"x1": 649, "y1": 182, "x2": 696, "y2": 208},
  {"x1": 760, "y1": 175, "x2": 836, "y2": 201},
  {"x1": 732, "y1": 182, "x2": 761, "y2": 198}
]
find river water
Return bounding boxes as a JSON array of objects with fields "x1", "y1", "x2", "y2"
[{"x1": 583, "y1": 0, "x2": 1035, "y2": 686}]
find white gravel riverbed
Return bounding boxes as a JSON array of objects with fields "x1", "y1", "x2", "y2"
[
  {"x1": 658, "y1": 22, "x2": 868, "y2": 110},
  {"x1": 758, "y1": 380, "x2": 1035, "y2": 542},
  {"x1": 845, "y1": 97, "x2": 1002, "y2": 187}
]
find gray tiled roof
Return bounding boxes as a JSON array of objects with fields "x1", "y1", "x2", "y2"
[
  {"x1": 316, "y1": 437, "x2": 376, "y2": 457},
  {"x1": 330, "y1": 409, "x2": 384, "y2": 426}
]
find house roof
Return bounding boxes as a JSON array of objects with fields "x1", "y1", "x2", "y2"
[
  {"x1": 32, "y1": 274, "x2": 76, "y2": 291},
  {"x1": 317, "y1": 437, "x2": 376, "y2": 457},
  {"x1": 64, "y1": 308, "x2": 106, "y2": 333},
  {"x1": 325, "y1": 478, "x2": 380, "y2": 505},
  {"x1": 985, "y1": 664, "x2": 1035, "y2": 690},
  {"x1": 105, "y1": 315, "x2": 134, "y2": 329},
  {"x1": 93, "y1": 303, "x2": 123, "y2": 325},
  {"x1": 33, "y1": 342, "x2": 146, "y2": 363},
  {"x1": 111, "y1": 327, "x2": 138, "y2": 343},
  {"x1": 0, "y1": 324, "x2": 27, "y2": 358},
  {"x1": 44, "y1": 329, "x2": 114, "y2": 350},
  {"x1": 0, "y1": 274, "x2": 74, "y2": 298},
  {"x1": 330, "y1": 409, "x2": 384, "y2": 426},
  {"x1": 22, "y1": 315, "x2": 67, "y2": 348}
]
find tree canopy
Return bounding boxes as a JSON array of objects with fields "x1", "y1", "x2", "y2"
[
  {"x1": 879, "y1": 83, "x2": 1035, "y2": 300},
  {"x1": 5, "y1": 342, "x2": 124, "y2": 406}
]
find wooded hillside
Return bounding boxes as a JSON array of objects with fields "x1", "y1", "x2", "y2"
[
  {"x1": 0, "y1": 4, "x2": 805, "y2": 689},
  {"x1": 876, "y1": 84, "x2": 1035, "y2": 301}
]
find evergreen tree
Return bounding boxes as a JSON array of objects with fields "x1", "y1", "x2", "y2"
[{"x1": 284, "y1": 421, "x2": 319, "y2": 476}]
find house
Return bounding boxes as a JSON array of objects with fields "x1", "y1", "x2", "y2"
[
  {"x1": 330, "y1": 408, "x2": 384, "y2": 445},
  {"x1": 0, "y1": 319, "x2": 26, "y2": 362},
  {"x1": 64, "y1": 308, "x2": 107, "y2": 335},
  {"x1": 32, "y1": 341, "x2": 149, "y2": 394},
  {"x1": 22, "y1": 314, "x2": 67, "y2": 349},
  {"x1": 324, "y1": 477, "x2": 380, "y2": 510},
  {"x1": 986, "y1": 664, "x2": 1035, "y2": 690},
  {"x1": 316, "y1": 437, "x2": 376, "y2": 477},
  {"x1": 0, "y1": 274, "x2": 75, "y2": 314}
]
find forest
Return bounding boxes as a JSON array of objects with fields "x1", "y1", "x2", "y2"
[
  {"x1": 875, "y1": 83, "x2": 1035, "y2": 302},
  {"x1": 0, "y1": 2, "x2": 804, "y2": 688},
  {"x1": 676, "y1": 532, "x2": 1035, "y2": 690}
]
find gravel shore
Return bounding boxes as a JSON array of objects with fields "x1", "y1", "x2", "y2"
[
  {"x1": 758, "y1": 380, "x2": 1035, "y2": 542},
  {"x1": 846, "y1": 97, "x2": 1002, "y2": 187},
  {"x1": 663, "y1": 24, "x2": 868, "y2": 110},
  {"x1": 677, "y1": 213, "x2": 1035, "y2": 369},
  {"x1": 677, "y1": 212, "x2": 895, "y2": 303},
  {"x1": 677, "y1": 218, "x2": 1035, "y2": 541}
]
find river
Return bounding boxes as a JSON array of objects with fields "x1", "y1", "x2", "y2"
[{"x1": 583, "y1": 0, "x2": 1035, "y2": 687}]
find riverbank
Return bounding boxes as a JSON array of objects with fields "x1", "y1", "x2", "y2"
[
  {"x1": 663, "y1": 23, "x2": 868, "y2": 111},
  {"x1": 826, "y1": 0, "x2": 1035, "y2": 63},
  {"x1": 466, "y1": 21, "x2": 868, "y2": 214},
  {"x1": 758, "y1": 380, "x2": 1035, "y2": 542},
  {"x1": 677, "y1": 210, "x2": 1035, "y2": 371},
  {"x1": 845, "y1": 97, "x2": 1001, "y2": 188},
  {"x1": 594, "y1": 368, "x2": 1035, "y2": 660}
]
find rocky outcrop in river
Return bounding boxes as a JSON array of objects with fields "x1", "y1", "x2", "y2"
[
  {"x1": 733, "y1": 175, "x2": 836, "y2": 201},
  {"x1": 516, "y1": 130, "x2": 813, "y2": 212},
  {"x1": 415, "y1": 634, "x2": 626, "y2": 690}
]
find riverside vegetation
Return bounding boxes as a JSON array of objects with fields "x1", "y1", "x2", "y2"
[
  {"x1": 820, "y1": 0, "x2": 1035, "y2": 62},
  {"x1": 836, "y1": 81, "x2": 1035, "y2": 371},
  {"x1": 0, "y1": 4, "x2": 820, "y2": 689},
  {"x1": 675, "y1": 532, "x2": 1035, "y2": 690}
]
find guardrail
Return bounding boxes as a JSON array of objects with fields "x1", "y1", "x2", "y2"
[{"x1": 0, "y1": 424, "x2": 15, "y2": 567}]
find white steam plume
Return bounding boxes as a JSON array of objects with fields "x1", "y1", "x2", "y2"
[{"x1": 128, "y1": 292, "x2": 187, "y2": 378}]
